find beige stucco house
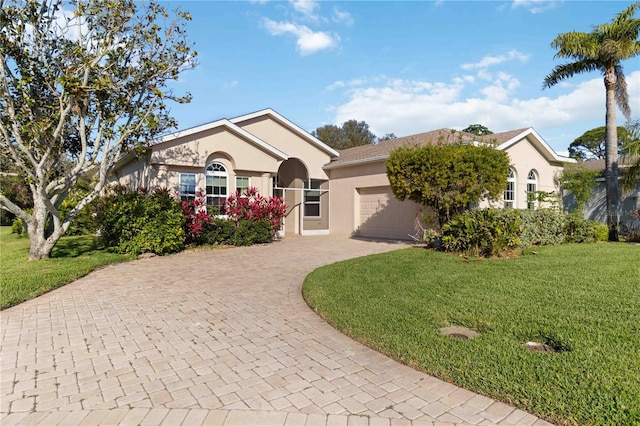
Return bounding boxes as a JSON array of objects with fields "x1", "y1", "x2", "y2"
[
  {"x1": 113, "y1": 109, "x2": 574, "y2": 241},
  {"x1": 112, "y1": 109, "x2": 339, "y2": 236},
  {"x1": 324, "y1": 127, "x2": 574, "y2": 240}
]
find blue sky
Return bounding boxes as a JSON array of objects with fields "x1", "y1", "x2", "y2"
[{"x1": 165, "y1": 1, "x2": 640, "y2": 155}]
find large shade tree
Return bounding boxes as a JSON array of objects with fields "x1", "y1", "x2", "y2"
[
  {"x1": 543, "y1": 2, "x2": 640, "y2": 241},
  {"x1": 568, "y1": 126, "x2": 629, "y2": 160},
  {"x1": 0, "y1": 0, "x2": 196, "y2": 259},
  {"x1": 312, "y1": 119, "x2": 377, "y2": 149}
]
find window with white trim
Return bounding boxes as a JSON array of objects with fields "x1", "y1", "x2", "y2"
[
  {"x1": 304, "y1": 179, "x2": 322, "y2": 218},
  {"x1": 236, "y1": 176, "x2": 250, "y2": 196},
  {"x1": 205, "y1": 162, "x2": 227, "y2": 210},
  {"x1": 179, "y1": 173, "x2": 196, "y2": 202},
  {"x1": 526, "y1": 169, "x2": 538, "y2": 210},
  {"x1": 504, "y1": 168, "x2": 516, "y2": 208}
]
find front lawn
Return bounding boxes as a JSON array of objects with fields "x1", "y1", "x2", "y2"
[
  {"x1": 0, "y1": 227, "x2": 131, "y2": 309},
  {"x1": 303, "y1": 243, "x2": 640, "y2": 425}
]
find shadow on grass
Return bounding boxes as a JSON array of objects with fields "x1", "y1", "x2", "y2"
[{"x1": 51, "y1": 235, "x2": 107, "y2": 258}]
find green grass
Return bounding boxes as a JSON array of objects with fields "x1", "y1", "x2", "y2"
[
  {"x1": 303, "y1": 243, "x2": 640, "y2": 425},
  {"x1": 0, "y1": 227, "x2": 131, "y2": 309}
]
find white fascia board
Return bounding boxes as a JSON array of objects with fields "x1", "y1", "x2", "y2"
[
  {"x1": 152, "y1": 118, "x2": 288, "y2": 161},
  {"x1": 499, "y1": 127, "x2": 576, "y2": 164},
  {"x1": 230, "y1": 108, "x2": 340, "y2": 158},
  {"x1": 323, "y1": 155, "x2": 388, "y2": 170}
]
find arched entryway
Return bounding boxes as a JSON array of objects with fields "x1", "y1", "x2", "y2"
[{"x1": 275, "y1": 159, "x2": 308, "y2": 235}]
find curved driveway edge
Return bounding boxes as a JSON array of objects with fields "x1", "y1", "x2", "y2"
[{"x1": 1, "y1": 236, "x2": 551, "y2": 425}]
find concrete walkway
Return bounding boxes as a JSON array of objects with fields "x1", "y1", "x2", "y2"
[{"x1": 1, "y1": 236, "x2": 550, "y2": 425}]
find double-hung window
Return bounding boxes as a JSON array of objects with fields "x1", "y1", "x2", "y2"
[
  {"x1": 206, "y1": 163, "x2": 227, "y2": 210},
  {"x1": 236, "y1": 176, "x2": 250, "y2": 196},
  {"x1": 304, "y1": 180, "x2": 322, "y2": 217},
  {"x1": 179, "y1": 173, "x2": 196, "y2": 202}
]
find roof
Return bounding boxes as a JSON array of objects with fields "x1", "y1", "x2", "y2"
[
  {"x1": 582, "y1": 157, "x2": 639, "y2": 172},
  {"x1": 324, "y1": 127, "x2": 542, "y2": 170}
]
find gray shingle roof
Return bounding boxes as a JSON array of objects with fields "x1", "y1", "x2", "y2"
[{"x1": 325, "y1": 127, "x2": 530, "y2": 169}]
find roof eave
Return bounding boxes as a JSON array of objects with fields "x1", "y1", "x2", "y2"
[{"x1": 323, "y1": 155, "x2": 388, "y2": 170}]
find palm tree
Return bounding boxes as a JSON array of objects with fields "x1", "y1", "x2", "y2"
[{"x1": 544, "y1": 2, "x2": 640, "y2": 241}]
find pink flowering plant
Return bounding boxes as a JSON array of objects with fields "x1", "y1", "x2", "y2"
[
  {"x1": 223, "y1": 187, "x2": 287, "y2": 235},
  {"x1": 181, "y1": 191, "x2": 211, "y2": 242}
]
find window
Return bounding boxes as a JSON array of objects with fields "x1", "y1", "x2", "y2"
[
  {"x1": 236, "y1": 176, "x2": 250, "y2": 195},
  {"x1": 504, "y1": 168, "x2": 516, "y2": 208},
  {"x1": 304, "y1": 180, "x2": 322, "y2": 217},
  {"x1": 526, "y1": 170, "x2": 538, "y2": 210},
  {"x1": 179, "y1": 173, "x2": 196, "y2": 202},
  {"x1": 206, "y1": 162, "x2": 227, "y2": 210}
]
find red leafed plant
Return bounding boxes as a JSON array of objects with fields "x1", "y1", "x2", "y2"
[
  {"x1": 181, "y1": 191, "x2": 211, "y2": 241},
  {"x1": 223, "y1": 187, "x2": 287, "y2": 232}
]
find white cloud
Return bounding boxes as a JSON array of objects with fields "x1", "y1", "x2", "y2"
[
  {"x1": 290, "y1": 0, "x2": 320, "y2": 21},
  {"x1": 511, "y1": 0, "x2": 560, "y2": 14},
  {"x1": 330, "y1": 70, "x2": 640, "y2": 151},
  {"x1": 462, "y1": 50, "x2": 530, "y2": 70},
  {"x1": 262, "y1": 18, "x2": 338, "y2": 55},
  {"x1": 332, "y1": 7, "x2": 354, "y2": 26}
]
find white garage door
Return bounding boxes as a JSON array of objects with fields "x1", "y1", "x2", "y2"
[{"x1": 357, "y1": 187, "x2": 420, "y2": 240}]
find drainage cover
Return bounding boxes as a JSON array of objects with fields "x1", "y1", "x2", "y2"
[
  {"x1": 439, "y1": 326, "x2": 480, "y2": 340},
  {"x1": 525, "y1": 341, "x2": 555, "y2": 353}
]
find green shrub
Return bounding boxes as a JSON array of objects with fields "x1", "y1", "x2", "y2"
[
  {"x1": 60, "y1": 187, "x2": 98, "y2": 236},
  {"x1": 201, "y1": 218, "x2": 236, "y2": 245},
  {"x1": 564, "y1": 213, "x2": 597, "y2": 243},
  {"x1": 232, "y1": 219, "x2": 274, "y2": 246},
  {"x1": 11, "y1": 218, "x2": 24, "y2": 236},
  {"x1": 519, "y1": 209, "x2": 565, "y2": 247},
  {"x1": 594, "y1": 223, "x2": 609, "y2": 242},
  {"x1": 95, "y1": 187, "x2": 185, "y2": 255},
  {"x1": 442, "y1": 208, "x2": 522, "y2": 257}
]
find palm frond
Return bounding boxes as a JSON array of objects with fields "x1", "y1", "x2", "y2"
[
  {"x1": 615, "y1": 66, "x2": 632, "y2": 120},
  {"x1": 543, "y1": 60, "x2": 599, "y2": 89},
  {"x1": 551, "y1": 31, "x2": 599, "y2": 60}
]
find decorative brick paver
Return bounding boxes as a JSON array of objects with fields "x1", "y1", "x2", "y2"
[{"x1": 0, "y1": 236, "x2": 552, "y2": 425}]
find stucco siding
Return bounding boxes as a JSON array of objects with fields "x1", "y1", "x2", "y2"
[
  {"x1": 503, "y1": 138, "x2": 564, "y2": 208},
  {"x1": 327, "y1": 161, "x2": 422, "y2": 239},
  {"x1": 234, "y1": 116, "x2": 331, "y2": 180},
  {"x1": 150, "y1": 127, "x2": 281, "y2": 173}
]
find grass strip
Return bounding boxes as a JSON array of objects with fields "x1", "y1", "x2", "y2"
[
  {"x1": 1, "y1": 227, "x2": 131, "y2": 309},
  {"x1": 303, "y1": 243, "x2": 640, "y2": 425}
]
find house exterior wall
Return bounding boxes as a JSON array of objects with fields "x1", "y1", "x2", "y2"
[
  {"x1": 111, "y1": 112, "x2": 334, "y2": 236},
  {"x1": 327, "y1": 137, "x2": 568, "y2": 240},
  {"x1": 565, "y1": 180, "x2": 640, "y2": 235},
  {"x1": 150, "y1": 127, "x2": 281, "y2": 173},
  {"x1": 234, "y1": 116, "x2": 332, "y2": 180},
  {"x1": 327, "y1": 161, "x2": 423, "y2": 239},
  {"x1": 502, "y1": 138, "x2": 565, "y2": 209}
]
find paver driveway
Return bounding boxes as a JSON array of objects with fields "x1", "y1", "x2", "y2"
[{"x1": 1, "y1": 236, "x2": 550, "y2": 426}]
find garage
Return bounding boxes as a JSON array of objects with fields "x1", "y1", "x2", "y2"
[{"x1": 356, "y1": 186, "x2": 421, "y2": 240}]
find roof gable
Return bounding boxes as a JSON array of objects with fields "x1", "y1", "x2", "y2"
[
  {"x1": 498, "y1": 128, "x2": 575, "y2": 164},
  {"x1": 230, "y1": 109, "x2": 340, "y2": 158},
  {"x1": 151, "y1": 118, "x2": 288, "y2": 161}
]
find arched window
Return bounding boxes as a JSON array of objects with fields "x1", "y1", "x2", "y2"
[
  {"x1": 504, "y1": 168, "x2": 516, "y2": 208},
  {"x1": 205, "y1": 162, "x2": 228, "y2": 211},
  {"x1": 526, "y1": 170, "x2": 538, "y2": 210}
]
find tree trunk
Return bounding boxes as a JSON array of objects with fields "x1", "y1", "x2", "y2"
[
  {"x1": 26, "y1": 199, "x2": 59, "y2": 260},
  {"x1": 604, "y1": 69, "x2": 620, "y2": 241}
]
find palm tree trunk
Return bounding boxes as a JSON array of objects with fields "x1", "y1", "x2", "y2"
[{"x1": 604, "y1": 69, "x2": 620, "y2": 241}]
